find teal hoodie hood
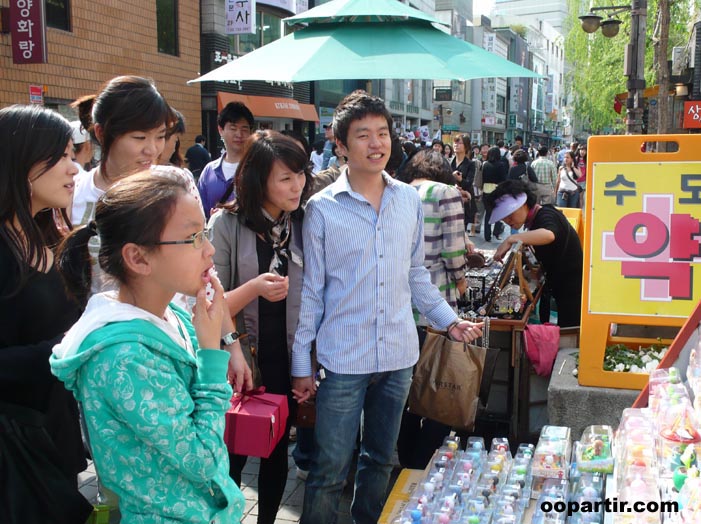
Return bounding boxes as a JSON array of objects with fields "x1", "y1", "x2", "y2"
[
  {"x1": 52, "y1": 292, "x2": 198, "y2": 390},
  {"x1": 51, "y1": 292, "x2": 244, "y2": 524}
]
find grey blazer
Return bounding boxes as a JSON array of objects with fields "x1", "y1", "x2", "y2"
[{"x1": 208, "y1": 210, "x2": 304, "y2": 365}]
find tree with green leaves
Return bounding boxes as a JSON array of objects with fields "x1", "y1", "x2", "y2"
[{"x1": 563, "y1": 0, "x2": 694, "y2": 135}]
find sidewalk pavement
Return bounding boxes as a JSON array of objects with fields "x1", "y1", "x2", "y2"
[
  {"x1": 79, "y1": 442, "x2": 366, "y2": 524},
  {"x1": 77, "y1": 230, "x2": 499, "y2": 523}
]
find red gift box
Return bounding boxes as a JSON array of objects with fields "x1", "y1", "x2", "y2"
[{"x1": 224, "y1": 388, "x2": 288, "y2": 458}]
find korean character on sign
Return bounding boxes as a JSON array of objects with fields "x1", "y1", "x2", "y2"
[
  {"x1": 16, "y1": 19, "x2": 34, "y2": 39},
  {"x1": 19, "y1": 0, "x2": 34, "y2": 18},
  {"x1": 679, "y1": 174, "x2": 701, "y2": 205},
  {"x1": 19, "y1": 40, "x2": 35, "y2": 58},
  {"x1": 603, "y1": 174, "x2": 637, "y2": 205},
  {"x1": 615, "y1": 211, "x2": 699, "y2": 299}
]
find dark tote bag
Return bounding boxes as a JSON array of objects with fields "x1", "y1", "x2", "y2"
[
  {"x1": 408, "y1": 327, "x2": 487, "y2": 431},
  {"x1": 0, "y1": 402, "x2": 94, "y2": 524}
]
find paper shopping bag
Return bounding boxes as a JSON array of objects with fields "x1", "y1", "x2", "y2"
[{"x1": 407, "y1": 329, "x2": 486, "y2": 431}]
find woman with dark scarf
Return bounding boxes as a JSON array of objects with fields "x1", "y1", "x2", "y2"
[{"x1": 208, "y1": 130, "x2": 313, "y2": 524}]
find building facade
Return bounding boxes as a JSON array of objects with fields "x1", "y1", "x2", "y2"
[
  {"x1": 492, "y1": 14, "x2": 568, "y2": 145},
  {"x1": 433, "y1": 0, "x2": 474, "y2": 142},
  {"x1": 1, "y1": 0, "x2": 201, "y2": 146},
  {"x1": 477, "y1": 24, "x2": 510, "y2": 145},
  {"x1": 199, "y1": 0, "x2": 318, "y2": 153}
]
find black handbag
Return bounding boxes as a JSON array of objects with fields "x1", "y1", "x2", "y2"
[{"x1": 0, "y1": 402, "x2": 94, "y2": 524}]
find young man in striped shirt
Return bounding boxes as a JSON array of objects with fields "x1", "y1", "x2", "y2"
[{"x1": 291, "y1": 90, "x2": 483, "y2": 524}]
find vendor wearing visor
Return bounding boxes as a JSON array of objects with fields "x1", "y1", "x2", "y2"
[{"x1": 486, "y1": 180, "x2": 583, "y2": 328}]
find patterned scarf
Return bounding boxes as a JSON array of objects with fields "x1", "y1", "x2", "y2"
[{"x1": 260, "y1": 208, "x2": 292, "y2": 275}]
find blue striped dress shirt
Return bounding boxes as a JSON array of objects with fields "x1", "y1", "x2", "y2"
[{"x1": 291, "y1": 171, "x2": 460, "y2": 377}]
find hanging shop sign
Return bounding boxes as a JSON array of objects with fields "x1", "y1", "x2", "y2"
[
  {"x1": 683, "y1": 101, "x2": 701, "y2": 129},
  {"x1": 10, "y1": 0, "x2": 47, "y2": 64},
  {"x1": 226, "y1": 0, "x2": 256, "y2": 35}
]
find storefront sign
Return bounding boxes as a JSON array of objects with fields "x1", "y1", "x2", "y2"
[
  {"x1": 226, "y1": 0, "x2": 256, "y2": 35},
  {"x1": 435, "y1": 88, "x2": 452, "y2": 102},
  {"x1": 10, "y1": 0, "x2": 47, "y2": 64},
  {"x1": 28, "y1": 84, "x2": 43, "y2": 104},
  {"x1": 683, "y1": 101, "x2": 701, "y2": 129},
  {"x1": 589, "y1": 161, "x2": 701, "y2": 317}
]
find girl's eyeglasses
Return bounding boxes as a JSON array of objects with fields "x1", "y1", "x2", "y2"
[{"x1": 153, "y1": 229, "x2": 212, "y2": 249}]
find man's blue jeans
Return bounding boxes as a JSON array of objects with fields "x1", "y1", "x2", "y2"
[{"x1": 301, "y1": 367, "x2": 413, "y2": 524}]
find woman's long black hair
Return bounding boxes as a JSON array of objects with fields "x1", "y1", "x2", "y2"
[{"x1": 0, "y1": 105, "x2": 73, "y2": 296}]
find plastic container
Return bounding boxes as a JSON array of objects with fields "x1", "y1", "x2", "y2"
[{"x1": 577, "y1": 425, "x2": 615, "y2": 474}]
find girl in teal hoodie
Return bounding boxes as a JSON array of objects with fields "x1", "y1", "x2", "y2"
[{"x1": 51, "y1": 170, "x2": 245, "y2": 523}]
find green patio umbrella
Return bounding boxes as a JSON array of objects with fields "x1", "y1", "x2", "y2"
[{"x1": 189, "y1": 0, "x2": 540, "y2": 84}]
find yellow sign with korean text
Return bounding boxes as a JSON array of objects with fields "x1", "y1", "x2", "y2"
[
  {"x1": 579, "y1": 135, "x2": 701, "y2": 390},
  {"x1": 589, "y1": 161, "x2": 701, "y2": 318}
]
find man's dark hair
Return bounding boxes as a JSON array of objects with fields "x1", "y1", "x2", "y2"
[
  {"x1": 332, "y1": 90, "x2": 393, "y2": 147},
  {"x1": 218, "y1": 101, "x2": 255, "y2": 129},
  {"x1": 496, "y1": 140, "x2": 505, "y2": 148},
  {"x1": 538, "y1": 146, "x2": 549, "y2": 156},
  {"x1": 402, "y1": 141, "x2": 417, "y2": 159},
  {"x1": 195, "y1": 134, "x2": 205, "y2": 144},
  {"x1": 512, "y1": 149, "x2": 529, "y2": 164},
  {"x1": 385, "y1": 136, "x2": 405, "y2": 176},
  {"x1": 515, "y1": 135, "x2": 524, "y2": 143}
]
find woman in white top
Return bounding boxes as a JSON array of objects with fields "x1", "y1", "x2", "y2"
[
  {"x1": 71, "y1": 76, "x2": 174, "y2": 226},
  {"x1": 70, "y1": 76, "x2": 176, "y2": 294},
  {"x1": 555, "y1": 151, "x2": 582, "y2": 208}
]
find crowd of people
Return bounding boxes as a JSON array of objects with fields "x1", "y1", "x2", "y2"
[
  {"x1": 1, "y1": 79, "x2": 495, "y2": 524},
  {"x1": 0, "y1": 67, "x2": 589, "y2": 522}
]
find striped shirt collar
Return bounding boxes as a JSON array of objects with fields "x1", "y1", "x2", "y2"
[{"x1": 330, "y1": 169, "x2": 398, "y2": 198}]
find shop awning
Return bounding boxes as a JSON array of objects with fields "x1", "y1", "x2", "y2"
[{"x1": 217, "y1": 92, "x2": 319, "y2": 122}]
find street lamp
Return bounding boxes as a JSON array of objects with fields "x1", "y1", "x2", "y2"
[
  {"x1": 600, "y1": 18, "x2": 623, "y2": 37},
  {"x1": 579, "y1": 2, "x2": 647, "y2": 134}
]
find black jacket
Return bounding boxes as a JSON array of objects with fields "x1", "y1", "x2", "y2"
[{"x1": 482, "y1": 159, "x2": 508, "y2": 185}]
